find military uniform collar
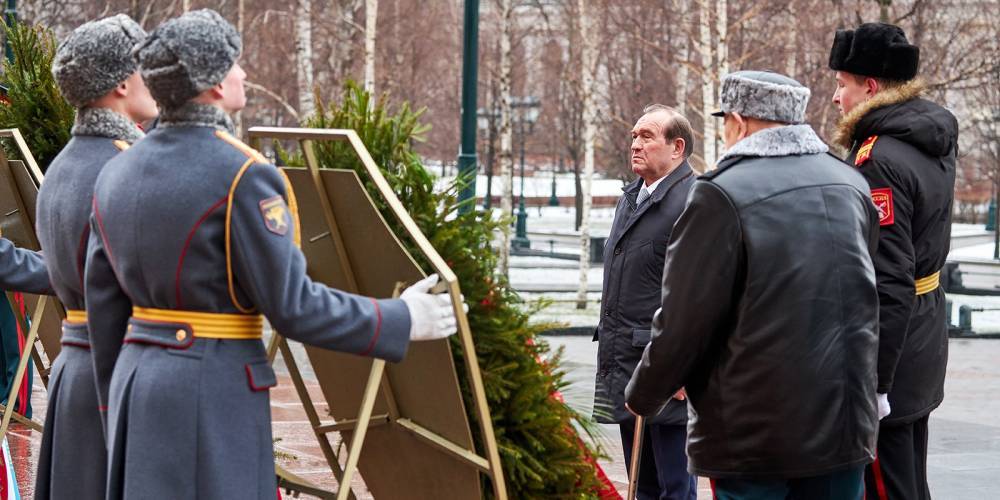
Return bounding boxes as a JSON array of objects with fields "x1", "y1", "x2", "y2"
[
  {"x1": 71, "y1": 107, "x2": 144, "y2": 144},
  {"x1": 158, "y1": 102, "x2": 235, "y2": 135}
]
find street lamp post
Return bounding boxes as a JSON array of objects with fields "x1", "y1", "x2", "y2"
[
  {"x1": 456, "y1": 0, "x2": 479, "y2": 213},
  {"x1": 477, "y1": 107, "x2": 499, "y2": 209},
  {"x1": 548, "y1": 156, "x2": 561, "y2": 207},
  {"x1": 511, "y1": 96, "x2": 540, "y2": 250},
  {"x1": 4, "y1": 0, "x2": 17, "y2": 63}
]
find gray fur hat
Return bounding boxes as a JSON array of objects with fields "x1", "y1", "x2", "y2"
[
  {"x1": 52, "y1": 14, "x2": 146, "y2": 108},
  {"x1": 711, "y1": 71, "x2": 811, "y2": 124},
  {"x1": 134, "y1": 9, "x2": 241, "y2": 110}
]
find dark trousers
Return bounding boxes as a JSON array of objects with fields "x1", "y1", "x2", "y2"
[
  {"x1": 864, "y1": 415, "x2": 930, "y2": 500},
  {"x1": 620, "y1": 420, "x2": 696, "y2": 500},
  {"x1": 711, "y1": 465, "x2": 864, "y2": 500}
]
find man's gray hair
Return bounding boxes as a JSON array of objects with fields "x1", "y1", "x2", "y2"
[{"x1": 642, "y1": 104, "x2": 695, "y2": 159}]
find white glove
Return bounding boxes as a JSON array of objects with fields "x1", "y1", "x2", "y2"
[
  {"x1": 877, "y1": 392, "x2": 891, "y2": 420},
  {"x1": 400, "y1": 274, "x2": 459, "y2": 341}
]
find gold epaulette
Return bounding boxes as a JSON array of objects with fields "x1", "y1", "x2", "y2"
[{"x1": 854, "y1": 135, "x2": 878, "y2": 166}]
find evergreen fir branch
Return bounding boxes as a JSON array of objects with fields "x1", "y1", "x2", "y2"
[{"x1": 0, "y1": 21, "x2": 73, "y2": 171}]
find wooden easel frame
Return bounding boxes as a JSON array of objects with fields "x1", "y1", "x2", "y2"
[
  {"x1": 249, "y1": 127, "x2": 507, "y2": 500},
  {"x1": 0, "y1": 128, "x2": 63, "y2": 437}
]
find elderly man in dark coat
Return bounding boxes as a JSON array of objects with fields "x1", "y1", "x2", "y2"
[
  {"x1": 594, "y1": 104, "x2": 697, "y2": 500},
  {"x1": 84, "y1": 10, "x2": 457, "y2": 498},
  {"x1": 35, "y1": 14, "x2": 156, "y2": 500},
  {"x1": 626, "y1": 71, "x2": 881, "y2": 499},
  {"x1": 829, "y1": 23, "x2": 958, "y2": 500}
]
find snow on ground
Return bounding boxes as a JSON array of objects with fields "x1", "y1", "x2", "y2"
[
  {"x1": 437, "y1": 173, "x2": 628, "y2": 199},
  {"x1": 509, "y1": 258, "x2": 604, "y2": 286},
  {"x1": 950, "y1": 242, "x2": 999, "y2": 260},
  {"x1": 952, "y1": 223, "x2": 989, "y2": 237}
]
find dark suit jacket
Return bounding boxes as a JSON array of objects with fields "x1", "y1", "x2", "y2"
[{"x1": 593, "y1": 160, "x2": 695, "y2": 425}]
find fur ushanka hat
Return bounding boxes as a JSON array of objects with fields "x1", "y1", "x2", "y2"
[
  {"x1": 52, "y1": 14, "x2": 147, "y2": 108},
  {"x1": 134, "y1": 9, "x2": 241, "y2": 110},
  {"x1": 829, "y1": 22, "x2": 920, "y2": 81},
  {"x1": 711, "y1": 71, "x2": 811, "y2": 124}
]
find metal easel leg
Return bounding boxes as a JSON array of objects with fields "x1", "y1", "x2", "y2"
[
  {"x1": 335, "y1": 359, "x2": 386, "y2": 500},
  {"x1": 274, "y1": 336, "x2": 354, "y2": 500}
]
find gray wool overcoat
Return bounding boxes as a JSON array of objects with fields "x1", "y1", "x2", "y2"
[
  {"x1": 85, "y1": 104, "x2": 411, "y2": 499},
  {"x1": 34, "y1": 108, "x2": 141, "y2": 500}
]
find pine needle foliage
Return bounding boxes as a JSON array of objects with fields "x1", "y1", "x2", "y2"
[
  {"x1": 296, "y1": 81, "x2": 605, "y2": 498},
  {"x1": 0, "y1": 21, "x2": 73, "y2": 170}
]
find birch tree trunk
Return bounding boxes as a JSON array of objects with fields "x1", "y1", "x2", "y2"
[
  {"x1": 785, "y1": 0, "x2": 798, "y2": 77},
  {"x1": 698, "y1": 0, "x2": 717, "y2": 169},
  {"x1": 364, "y1": 0, "x2": 378, "y2": 94},
  {"x1": 714, "y1": 0, "x2": 728, "y2": 164},
  {"x1": 716, "y1": 0, "x2": 728, "y2": 76},
  {"x1": 497, "y1": 0, "x2": 515, "y2": 277},
  {"x1": 576, "y1": 0, "x2": 597, "y2": 310},
  {"x1": 234, "y1": 0, "x2": 245, "y2": 135},
  {"x1": 674, "y1": 0, "x2": 690, "y2": 116},
  {"x1": 295, "y1": 0, "x2": 316, "y2": 118}
]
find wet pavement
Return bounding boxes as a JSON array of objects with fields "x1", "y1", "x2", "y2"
[{"x1": 7, "y1": 336, "x2": 999, "y2": 498}]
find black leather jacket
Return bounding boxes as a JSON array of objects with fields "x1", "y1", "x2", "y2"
[{"x1": 626, "y1": 125, "x2": 880, "y2": 479}]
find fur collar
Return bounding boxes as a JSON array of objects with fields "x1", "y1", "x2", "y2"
[
  {"x1": 158, "y1": 102, "x2": 235, "y2": 135},
  {"x1": 71, "y1": 107, "x2": 144, "y2": 143},
  {"x1": 834, "y1": 79, "x2": 924, "y2": 149},
  {"x1": 720, "y1": 124, "x2": 828, "y2": 161}
]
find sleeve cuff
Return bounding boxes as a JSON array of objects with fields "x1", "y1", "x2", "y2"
[{"x1": 367, "y1": 298, "x2": 411, "y2": 363}]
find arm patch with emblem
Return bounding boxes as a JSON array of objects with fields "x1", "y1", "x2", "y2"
[
  {"x1": 871, "y1": 188, "x2": 894, "y2": 226},
  {"x1": 259, "y1": 196, "x2": 290, "y2": 235}
]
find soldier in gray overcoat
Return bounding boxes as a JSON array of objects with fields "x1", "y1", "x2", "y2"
[
  {"x1": 34, "y1": 15, "x2": 156, "y2": 500},
  {"x1": 84, "y1": 9, "x2": 457, "y2": 498}
]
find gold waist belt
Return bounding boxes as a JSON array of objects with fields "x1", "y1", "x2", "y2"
[
  {"x1": 914, "y1": 271, "x2": 940, "y2": 296},
  {"x1": 65, "y1": 309, "x2": 87, "y2": 325},
  {"x1": 131, "y1": 307, "x2": 263, "y2": 339}
]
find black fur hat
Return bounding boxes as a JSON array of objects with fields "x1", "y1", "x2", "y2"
[{"x1": 829, "y1": 23, "x2": 919, "y2": 81}]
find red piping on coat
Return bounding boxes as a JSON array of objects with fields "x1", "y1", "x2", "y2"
[
  {"x1": 245, "y1": 364, "x2": 276, "y2": 392},
  {"x1": 360, "y1": 298, "x2": 383, "y2": 356},
  {"x1": 174, "y1": 195, "x2": 228, "y2": 308}
]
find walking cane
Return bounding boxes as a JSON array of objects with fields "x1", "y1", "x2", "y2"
[{"x1": 626, "y1": 415, "x2": 645, "y2": 500}]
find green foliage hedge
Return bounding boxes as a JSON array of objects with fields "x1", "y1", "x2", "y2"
[{"x1": 0, "y1": 22, "x2": 73, "y2": 169}]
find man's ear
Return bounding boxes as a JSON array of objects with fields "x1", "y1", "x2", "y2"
[
  {"x1": 732, "y1": 112, "x2": 748, "y2": 141},
  {"x1": 864, "y1": 77, "x2": 880, "y2": 97},
  {"x1": 209, "y1": 81, "x2": 226, "y2": 100},
  {"x1": 672, "y1": 137, "x2": 686, "y2": 160},
  {"x1": 112, "y1": 81, "x2": 129, "y2": 98}
]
